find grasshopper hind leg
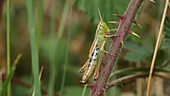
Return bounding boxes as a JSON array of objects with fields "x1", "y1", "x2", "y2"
[
  {"x1": 93, "y1": 51, "x2": 105, "y2": 80},
  {"x1": 94, "y1": 68, "x2": 99, "y2": 80}
]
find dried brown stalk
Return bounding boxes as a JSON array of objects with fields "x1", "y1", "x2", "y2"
[{"x1": 146, "y1": 0, "x2": 169, "y2": 96}]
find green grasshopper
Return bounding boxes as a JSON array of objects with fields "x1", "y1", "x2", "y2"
[{"x1": 79, "y1": 10, "x2": 114, "y2": 83}]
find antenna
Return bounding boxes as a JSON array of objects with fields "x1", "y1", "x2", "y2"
[{"x1": 98, "y1": 9, "x2": 103, "y2": 21}]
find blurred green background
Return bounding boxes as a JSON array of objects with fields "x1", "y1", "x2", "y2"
[{"x1": 0, "y1": 0, "x2": 170, "y2": 96}]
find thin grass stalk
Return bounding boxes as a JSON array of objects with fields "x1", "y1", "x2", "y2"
[
  {"x1": 59, "y1": 0, "x2": 71, "y2": 95},
  {"x1": 146, "y1": 0, "x2": 169, "y2": 95},
  {"x1": 48, "y1": 1, "x2": 57, "y2": 96},
  {"x1": 0, "y1": 72, "x2": 2, "y2": 91},
  {"x1": 60, "y1": 0, "x2": 72, "y2": 96},
  {"x1": 26, "y1": 1, "x2": 41, "y2": 96},
  {"x1": 0, "y1": 54, "x2": 22, "y2": 96},
  {"x1": 81, "y1": 85, "x2": 87, "y2": 96},
  {"x1": 136, "y1": 63, "x2": 142, "y2": 96},
  {"x1": 6, "y1": 0, "x2": 11, "y2": 95},
  {"x1": 60, "y1": 34, "x2": 69, "y2": 95},
  {"x1": 37, "y1": 0, "x2": 43, "y2": 46},
  {"x1": 57, "y1": 0, "x2": 70, "y2": 38},
  {"x1": 36, "y1": 1, "x2": 43, "y2": 92}
]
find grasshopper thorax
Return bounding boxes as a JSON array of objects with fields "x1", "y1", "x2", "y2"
[{"x1": 98, "y1": 21, "x2": 110, "y2": 34}]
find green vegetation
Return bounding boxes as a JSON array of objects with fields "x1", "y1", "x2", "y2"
[{"x1": 0, "y1": 0, "x2": 169, "y2": 96}]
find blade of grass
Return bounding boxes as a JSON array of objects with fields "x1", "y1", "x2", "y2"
[
  {"x1": 81, "y1": 85, "x2": 87, "y2": 96},
  {"x1": 0, "y1": 54, "x2": 22, "y2": 96},
  {"x1": 48, "y1": 1, "x2": 57, "y2": 96},
  {"x1": 57, "y1": 0, "x2": 71, "y2": 38},
  {"x1": 146, "y1": 0, "x2": 169, "y2": 95},
  {"x1": 6, "y1": 0, "x2": 11, "y2": 95},
  {"x1": 59, "y1": 0, "x2": 72, "y2": 95},
  {"x1": 0, "y1": 72, "x2": 2, "y2": 92},
  {"x1": 37, "y1": 0, "x2": 43, "y2": 46},
  {"x1": 26, "y1": 1, "x2": 41, "y2": 96}
]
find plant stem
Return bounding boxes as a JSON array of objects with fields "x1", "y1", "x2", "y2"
[
  {"x1": 82, "y1": 85, "x2": 87, "y2": 96},
  {"x1": 57, "y1": 0, "x2": 70, "y2": 38},
  {"x1": 37, "y1": 0, "x2": 43, "y2": 47},
  {"x1": 6, "y1": 0, "x2": 11, "y2": 95},
  {"x1": 146, "y1": 0, "x2": 169, "y2": 95},
  {"x1": 48, "y1": 1, "x2": 57, "y2": 96},
  {"x1": 106, "y1": 73, "x2": 170, "y2": 90},
  {"x1": 60, "y1": 0, "x2": 72, "y2": 95},
  {"x1": 26, "y1": 0, "x2": 41, "y2": 96},
  {"x1": 0, "y1": 54, "x2": 22, "y2": 96},
  {"x1": 90, "y1": 0, "x2": 143, "y2": 95}
]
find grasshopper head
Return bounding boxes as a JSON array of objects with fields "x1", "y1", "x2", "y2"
[
  {"x1": 98, "y1": 9, "x2": 110, "y2": 34},
  {"x1": 98, "y1": 21, "x2": 110, "y2": 34}
]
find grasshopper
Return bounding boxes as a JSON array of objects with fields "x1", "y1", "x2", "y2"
[{"x1": 79, "y1": 10, "x2": 114, "y2": 83}]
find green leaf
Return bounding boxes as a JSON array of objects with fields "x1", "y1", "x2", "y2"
[
  {"x1": 161, "y1": 17, "x2": 170, "y2": 49},
  {"x1": 75, "y1": 0, "x2": 130, "y2": 24},
  {"x1": 124, "y1": 41, "x2": 153, "y2": 62}
]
